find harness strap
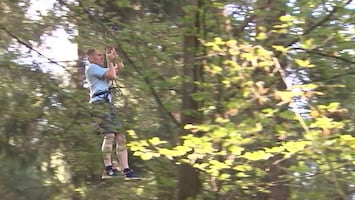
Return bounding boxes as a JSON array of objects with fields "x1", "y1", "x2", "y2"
[
  {"x1": 92, "y1": 84, "x2": 119, "y2": 102},
  {"x1": 92, "y1": 85, "x2": 119, "y2": 102},
  {"x1": 92, "y1": 90, "x2": 110, "y2": 98}
]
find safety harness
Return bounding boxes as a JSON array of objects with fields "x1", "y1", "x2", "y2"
[
  {"x1": 92, "y1": 82, "x2": 121, "y2": 103},
  {"x1": 92, "y1": 89, "x2": 111, "y2": 102},
  {"x1": 92, "y1": 46, "x2": 123, "y2": 103},
  {"x1": 92, "y1": 47, "x2": 121, "y2": 102}
]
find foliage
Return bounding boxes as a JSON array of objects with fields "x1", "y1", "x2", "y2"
[
  {"x1": 128, "y1": 37, "x2": 355, "y2": 199},
  {"x1": 0, "y1": 0, "x2": 354, "y2": 200}
]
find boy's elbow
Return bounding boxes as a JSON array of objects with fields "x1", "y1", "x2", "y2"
[
  {"x1": 107, "y1": 75, "x2": 117, "y2": 80},
  {"x1": 103, "y1": 72, "x2": 116, "y2": 80}
]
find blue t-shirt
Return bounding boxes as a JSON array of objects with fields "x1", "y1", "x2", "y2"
[{"x1": 85, "y1": 63, "x2": 111, "y2": 103}]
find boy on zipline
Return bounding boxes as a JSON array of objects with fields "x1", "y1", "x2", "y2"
[{"x1": 85, "y1": 47, "x2": 140, "y2": 179}]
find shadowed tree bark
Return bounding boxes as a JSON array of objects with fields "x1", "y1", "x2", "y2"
[{"x1": 177, "y1": 0, "x2": 204, "y2": 199}]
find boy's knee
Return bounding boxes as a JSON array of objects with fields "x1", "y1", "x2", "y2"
[
  {"x1": 116, "y1": 133, "x2": 127, "y2": 152},
  {"x1": 102, "y1": 133, "x2": 115, "y2": 152},
  {"x1": 115, "y1": 133, "x2": 126, "y2": 143}
]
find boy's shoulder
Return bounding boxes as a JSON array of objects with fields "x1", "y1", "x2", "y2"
[{"x1": 86, "y1": 63, "x2": 105, "y2": 73}]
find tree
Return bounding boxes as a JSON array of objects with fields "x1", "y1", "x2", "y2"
[
  {"x1": 178, "y1": 0, "x2": 204, "y2": 199},
  {"x1": 1, "y1": 0, "x2": 354, "y2": 199}
]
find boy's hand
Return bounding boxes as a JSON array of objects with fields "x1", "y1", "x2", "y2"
[
  {"x1": 106, "y1": 47, "x2": 120, "y2": 62},
  {"x1": 106, "y1": 47, "x2": 124, "y2": 69}
]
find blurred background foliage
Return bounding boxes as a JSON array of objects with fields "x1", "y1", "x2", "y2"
[{"x1": 0, "y1": 0, "x2": 354, "y2": 199}]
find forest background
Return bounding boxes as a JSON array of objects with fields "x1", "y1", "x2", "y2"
[{"x1": 0, "y1": 0, "x2": 354, "y2": 200}]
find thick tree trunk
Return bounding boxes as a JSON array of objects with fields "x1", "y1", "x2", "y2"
[{"x1": 177, "y1": 0, "x2": 203, "y2": 199}]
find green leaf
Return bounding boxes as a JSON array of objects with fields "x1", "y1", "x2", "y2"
[
  {"x1": 282, "y1": 141, "x2": 310, "y2": 154},
  {"x1": 279, "y1": 15, "x2": 294, "y2": 22},
  {"x1": 310, "y1": 117, "x2": 345, "y2": 129},
  {"x1": 228, "y1": 145, "x2": 244, "y2": 155},
  {"x1": 272, "y1": 45, "x2": 289, "y2": 54},
  {"x1": 279, "y1": 110, "x2": 297, "y2": 120},
  {"x1": 242, "y1": 150, "x2": 273, "y2": 161},
  {"x1": 294, "y1": 59, "x2": 315, "y2": 68},
  {"x1": 148, "y1": 137, "x2": 167, "y2": 146},
  {"x1": 209, "y1": 160, "x2": 230, "y2": 170},
  {"x1": 340, "y1": 135, "x2": 354, "y2": 141},
  {"x1": 300, "y1": 39, "x2": 315, "y2": 50},
  {"x1": 141, "y1": 153, "x2": 153, "y2": 160},
  {"x1": 256, "y1": 32, "x2": 267, "y2": 40}
]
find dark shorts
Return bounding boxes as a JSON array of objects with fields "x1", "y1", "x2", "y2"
[{"x1": 91, "y1": 100, "x2": 123, "y2": 134}]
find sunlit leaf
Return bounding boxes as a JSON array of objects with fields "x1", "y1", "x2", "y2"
[
  {"x1": 149, "y1": 137, "x2": 167, "y2": 146},
  {"x1": 279, "y1": 15, "x2": 294, "y2": 22},
  {"x1": 294, "y1": 59, "x2": 315, "y2": 68},
  {"x1": 242, "y1": 150, "x2": 273, "y2": 161},
  {"x1": 256, "y1": 32, "x2": 267, "y2": 40},
  {"x1": 272, "y1": 45, "x2": 289, "y2": 54},
  {"x1": 300, "y1": 39, "x2": 315, "y2": 50}
]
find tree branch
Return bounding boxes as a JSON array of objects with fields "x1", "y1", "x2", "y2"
[
  {"x1": 292, "y1": 48, "x2": 355, "y2": 64},
  {"x1": 0, "y1": 24, "x2": 67, "y2": 69},
  {"x1": 286, "y1": 0, "x2": 353, "y2": 47}
]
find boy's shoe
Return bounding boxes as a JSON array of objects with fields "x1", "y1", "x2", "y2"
[
  {"x1": 102, "y1": 168, "x2": 120, "y2": 179},
  {"x1": 122, "y1": 168, "x2": 141, "y2": 180}
]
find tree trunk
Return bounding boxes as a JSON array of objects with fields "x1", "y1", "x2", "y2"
[{"x1": 177, "y1": 0, "x2": 203, "y2": 199}]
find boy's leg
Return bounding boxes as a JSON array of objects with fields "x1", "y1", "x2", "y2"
[
  {"x1": 115, "y1": 133, "x2": 129, "y2": 170},
  {"x1": 116, "y1": 133, "x2": 140, "y2": 179},
  {"x1": 102, "y1": 133, "x2": 115, "y2": 167},
  {"x1": 106, "y1": 103, "x2": 140, "y2": 179},
  {"x1": 91, "y1": 101, "x2": 120, "y2": 178}
]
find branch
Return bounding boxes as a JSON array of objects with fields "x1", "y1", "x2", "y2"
[
  {"x1": 325, "y1": 156, "x2": 347, "y2": 200},
  {"x1": 0, "y1": 25, "x2": 99, "y2": 119},
  {"x1": 292, "y1": 48, "x2": 355, "y2": 64},
  {"x1": 320, "y1": 71, "x2": 355, "y2": 84},
  {"x1": 0, "y1": 24, "x2": 67, "y2": 69},
  {"x1": 286, "y1": 0, "x2": 353, "y2": 47},
  {"x1": 233, "y1": 14, "x2": 255, "y2": 37}
]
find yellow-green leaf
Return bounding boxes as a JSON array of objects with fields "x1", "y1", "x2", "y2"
[
  {"x1": 233, "y1": 164, "x2": 252, "y2": 172},
  {"x1": 256, "y1": 32, "x2": 267, "y2": 40},
  {"x1": 300, "y1": 39, "x2": 315, "y2": 50},
  {"x1": 141, "y1": 153, "x2": 153, "y2": 160},
  {"x1": 209, "y1": 160, "x2": 230, "y2": 169},
  {"x1": 242, "y1": 150, "x2": 273, "y2": 161},
  {"x1": 295, "y1": 59, "x2": 315, "y2": 68},
  {"x1": 340, "y1": 135, "x2": 355, "y2": 141},
  {"x1": 184, "y1": 124, "x2": 196, "y2": 130},
  {"x1": 279, "y1": 15, "x2": 294, "y2": 22},
  {"x1": 148, "y1": 137, "x2": 167, "y2": 146},
  {"x1": 272, "y1": 45, "x2": 289, "y2": 54}
]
